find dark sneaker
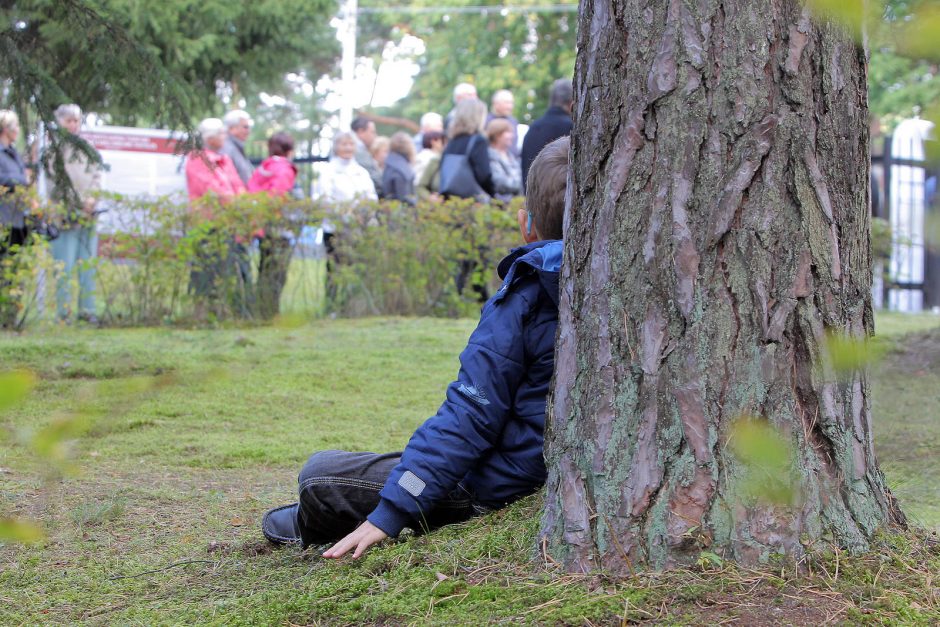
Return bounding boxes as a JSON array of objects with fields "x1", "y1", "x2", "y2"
[{"x1": 261, "y1": 503, "x2": 302, "y2": 545}]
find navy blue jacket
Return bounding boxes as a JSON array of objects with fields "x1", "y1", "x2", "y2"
[
  {"x1": 368, "y1": 240, "x2": 562, "y2": 537},
  {"x1": 520, "y1": 106, "x2": 572, "y2": 191}
]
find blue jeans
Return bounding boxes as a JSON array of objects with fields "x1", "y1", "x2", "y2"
[
  {"x1": 50, "y1": 225, "x2": 98, "y2": 318},
  {"x1": 296, "y1": 450, "x2": 486, "y2": 547}
]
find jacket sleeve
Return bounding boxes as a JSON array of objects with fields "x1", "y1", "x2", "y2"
[
  {"x1": 469, "y1": 135, "x2": 495, "y2": 197},
  {"x1": 367, "y1": 277, "x2": 535, "y2": 536},
  {"x1": 0, "y1": 151, "x2": 27, "y2": 189}
]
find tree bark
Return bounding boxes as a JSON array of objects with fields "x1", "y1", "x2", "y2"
[{"x1": 541, "y1": 0, "x2": 905, "y2": 572}]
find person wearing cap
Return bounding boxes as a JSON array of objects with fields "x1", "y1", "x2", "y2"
[{"x1": 220, "y1": 110, "x2": 255, "y2": 185}]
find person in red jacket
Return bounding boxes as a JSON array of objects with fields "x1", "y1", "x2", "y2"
[
  {"x1": 185, "y1": 118, "x2": 246, "y2": 205},
  {"x1": 184, "y1": 118, "x2": 249, "y2": 316},
  {"x1": 247, "y1": 132, "x2": 298, "y2": 319}
]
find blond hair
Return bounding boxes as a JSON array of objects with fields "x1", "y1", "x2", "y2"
[
  {"x1": 370, "y1": 136, "x2": 390, "y2": 159},
  {"x1": 525, "y1": 136, "x2": 569, "y2": 240},
  {"x1": 0, "y1": 110, "x2": 19, "y2": 135},
  {"x1": 448, "y1": 99, "x2": 487, "y2": 138}
]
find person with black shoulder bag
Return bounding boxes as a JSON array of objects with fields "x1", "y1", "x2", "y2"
[{"x1": 439, "y1": 99, "x2": 494, "y2": 203}]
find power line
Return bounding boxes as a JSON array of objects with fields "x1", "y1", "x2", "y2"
[{"x1": 357, "y1": 4, "x2": 578, "y2": 15}]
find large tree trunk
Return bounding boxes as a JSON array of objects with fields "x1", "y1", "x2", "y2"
[{"x1": 541, "y1": 0, "x2": 905, "y2": 572}]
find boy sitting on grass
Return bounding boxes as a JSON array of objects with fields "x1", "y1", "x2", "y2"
[{"x1": 261, "y1": 136, "x2": 570, "y2": 558}]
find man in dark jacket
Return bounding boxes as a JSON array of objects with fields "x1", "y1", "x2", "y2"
[
  {"x1": 262, "y1": 137, "x2": 571, "y2": 558},
  {"x1": 521, "y1": 79, "x2": 573, "y2": 191}
]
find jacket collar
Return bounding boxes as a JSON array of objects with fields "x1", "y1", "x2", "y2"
[
  {"x1": 495, "y1": 239, "x2": 563, "y2": 306},
  {"x1": 385, "y1": 151, "x2": 412, "y2": 174},
  {"x1": 226, "y1": 136, "x2": 246, "y2": 155},
  {"x1": 544, "y1": 106, "x2": 571, "y2": 118}
]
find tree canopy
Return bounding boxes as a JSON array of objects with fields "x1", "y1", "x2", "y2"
[
  {"x1": 356, "y1": 1, "x2": 577, "y2": 123},
  {"x1": 0, "y1": 0, "x2": 339, "y2": 129}
]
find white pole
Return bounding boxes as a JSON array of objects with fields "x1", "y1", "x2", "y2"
[{"x1": 339, "y1": 0, "x2": 358, "y2": 130}]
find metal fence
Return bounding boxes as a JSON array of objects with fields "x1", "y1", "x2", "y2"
[{"x1": 872, "y1": 120, "x2": 938, "y2": 312}]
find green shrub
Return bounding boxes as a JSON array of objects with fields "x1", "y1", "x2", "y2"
[
  {"x1": 3, "y1": 191, "x2": 523, "y2": 328},
  {"x1": 328, "y1": 197, "x2": 521, "y2": 318}
]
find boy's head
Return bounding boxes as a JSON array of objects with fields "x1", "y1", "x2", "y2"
[{"x1": 521, "y1": 136, "x2": 569, "y2": 242}]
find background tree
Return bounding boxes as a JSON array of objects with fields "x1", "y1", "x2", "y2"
[
  {"x1": 0, "y1": 0, "x2": 338, "y2": 129},
  {"x1": 541, "y1": 0, "x2": 905, "y2": 572},
  {"x1": 870, "y1": 0, "x2": 940, "y2": 128},
  {"x1": 357, "y1": 0, "x2": 577, "y2": 123}
]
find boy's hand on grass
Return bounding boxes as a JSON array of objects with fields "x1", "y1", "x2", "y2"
[{"x1": 322, "y1": 521, "x2": 388, "y2": 559}]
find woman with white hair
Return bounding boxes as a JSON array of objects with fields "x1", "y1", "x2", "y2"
[
  {"x1": 311, "y1": 131, "x2": 378, "y2": 303},
  {"x1": 184, "y1": 118, "x2": 248, "y2": 316},
  {"x1": 311, "y1": 131, "x2": 377, "y2": 203},
  {"x1": 185, "y1": 118, "x2": 246, "y2": 204},
  {"x1": 47, "y1": 104, "x2": 103, "y2": 323}
]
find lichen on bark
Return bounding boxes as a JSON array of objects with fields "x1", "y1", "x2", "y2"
[{"x1": 542, "y1": 0, "x2": 905, "y2": 573}]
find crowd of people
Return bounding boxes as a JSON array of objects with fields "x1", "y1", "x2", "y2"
[
  {"x1": 1, "y1": 105, "x2": 104, "y2": 327},
  {"x1": 0, "y1": 77, "x2": 574, "y2": 326},
  {"x1": 181, "y1": 76, "x2": 574, "y2": 309},
  {"x1": 309, "y1": 78, "x2": 573, "y2": 207}
]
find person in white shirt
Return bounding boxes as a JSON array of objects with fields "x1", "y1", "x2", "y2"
[
  {"x1": 312, "y1": 132, "x2": 378, "y2": 204},
  {"x1": 311, "y1": 132, "x2": 378, "y2": 301}
]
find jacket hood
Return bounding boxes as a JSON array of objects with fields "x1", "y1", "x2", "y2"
[{"x1": 496, "y1": 239, "x2": 562, "y2": 307}]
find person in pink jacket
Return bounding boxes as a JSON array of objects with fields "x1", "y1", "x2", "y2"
[
  {"x1": 247, "y1": 132, "x2": 298, "y2": 319},
  {"x1": 248, "y1": 132, "x2": 297, "y2": 196},
  {"x1": 185, "y1": 118, "x2": 246, "y2": 204}
]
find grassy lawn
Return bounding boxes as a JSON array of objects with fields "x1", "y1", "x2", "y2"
[{"x1": 0, "y1": 313, "x2": 938, "y2": 624}]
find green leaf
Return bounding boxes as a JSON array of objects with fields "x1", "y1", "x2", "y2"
[
  {"x1": 730, "y1": 417, "x2": 797, "y2": 506},
  {"x1": 31, "y1": 415, "x2": 92, "y2": 463},
  {"x1": 0, "y1": 370, "x2": 37, "y2": 415},
  {"x1": 730, "y1": 417, "x2": 790, "y2": 469},
  {"x1": 804, "y1": 0, "x2": 871, "y2": 40},
  {"x1": 0, "y1": 518, "x2": 45, "y2": 544},
  {"x1": 697, "y1": 551, "x2": 724, "y2": 569},
  {"x1": 824, "y1": 332, "x2": 882, "y2": 374}
]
